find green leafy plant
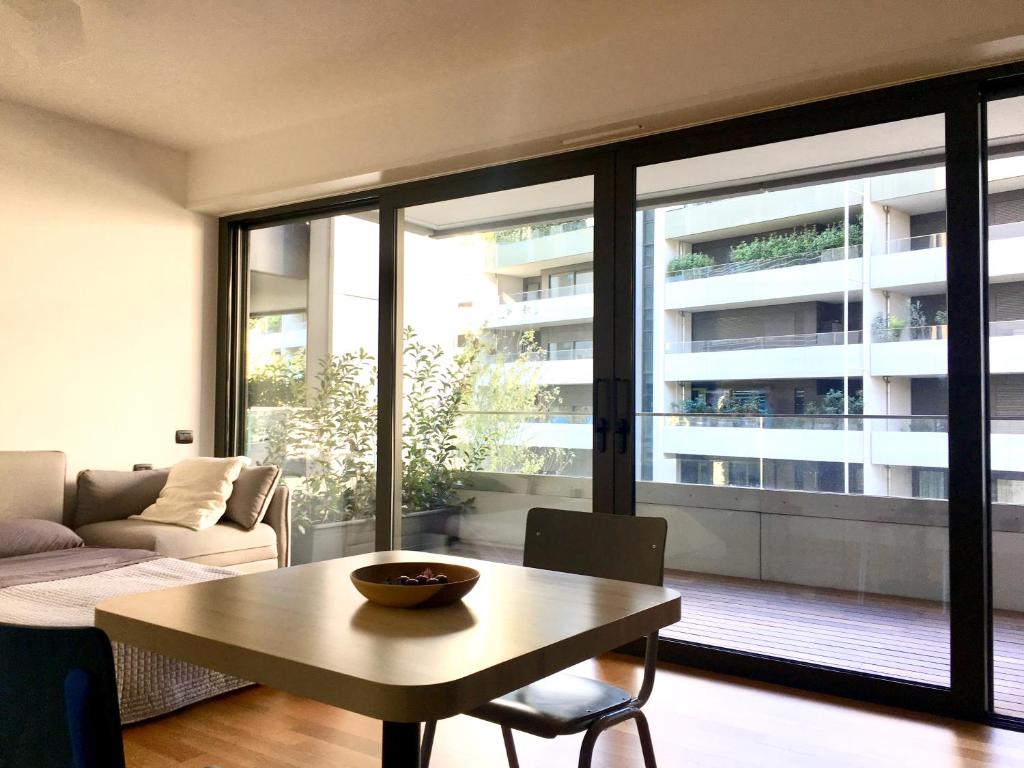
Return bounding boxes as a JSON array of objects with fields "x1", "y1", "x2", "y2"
[
  {"x1": 247, "y1": 349, "x2": 307, "y2": 407},
  {"x1": 729, "y1": 217, "x2": 863, "y2": 264},
  {"x1": 667, "y1": 252, "x2": 714, "y2": 274},
  {"x1": 264, "y1": 351, "x2": 377, "y2": 532},
  {"x1": 804, "y1": 389, "x2": 864, "y2": 416},
  {"x1": 262, "y1": 328, "x2": 572, "y2": 532},
  {"x1": 674, "y1": 393, "x2": 765, "y2": 415},
  {"x1": 910, "y1": 300, "x2": 928, "y2": 329},
  {"x1": 873, "y1": 311, "x2": 907, "y2": 341},
  {"x1": 460, "y1": 331, "x2": 573, "y2": 476},
  {"x1": 934, "y1": 309, "x2": 948, "y2": 325}
]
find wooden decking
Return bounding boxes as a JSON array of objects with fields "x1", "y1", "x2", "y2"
[
  {"x1": 663, "y1": 571, "x2": 1024, "y2": 718},
  {"x1": 443, "y1": 540, "x2": 1024, "y2": 718}
]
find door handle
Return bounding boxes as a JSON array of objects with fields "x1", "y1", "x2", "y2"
[
  {"x1": 594, "y1": 378, "x2": 611, "y2": 453},
  {"x1": 614, "y1": 377, "x2": 631, "y2": 454}
]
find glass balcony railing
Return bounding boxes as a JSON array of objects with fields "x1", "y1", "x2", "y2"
[
  {"x1": 458, "y1": 409, "x2": 594, "y2": 428},
  {"x1": 666, "y1": 412, "x2": 864, "y2": 431},
  {"x1": 666, "y1": 329, "x2": 862, "y2": 354},
  {"x1": 884, "y1": 233, "x2": 948, "y2": 253},
  {"x1": 872, "y1": 320, "x2": 1024, "y2": 343},
  {"x1": 660, "y1": 413, "x2": 1024, "y2": 434},
  {"x1": 481, "y1": 347, "x2": 594, "y2": 363},
  {"x1": 666, "y1": 243, "x2": 861, "y2": 282},
  {"x1": 670, "y1": 320, "x2": 1023, "y2": 354},
  {"x1": 885, "y1": 221, "x2": 1024, "y2": 254},
  {"x1": 872, "y1": 324, "x2": 948, "y2": 343},
  {"x1": 991, "y1": 319, "x2": 1024, "y2": 337},
  {"x1": 501, "y1": 281, "x2": 595, "y2": 303}
]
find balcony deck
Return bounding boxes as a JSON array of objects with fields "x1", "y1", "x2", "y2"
[{"x1": 444, "y1": 540, "x2": 1024, "y2": 718}]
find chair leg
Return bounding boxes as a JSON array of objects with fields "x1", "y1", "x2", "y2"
[
  {"x1": 501, "y1": 726, "x2": 521, "y2": 768},
  {"x1": 578, "y1": 721, "x2": 604, "y2": 768},
  {"x1": 420, "y1": 720, "x2": 437, "y2": 768},
  {"x1": 633, "y1": 710, "x2": 658, "y2": 768}
]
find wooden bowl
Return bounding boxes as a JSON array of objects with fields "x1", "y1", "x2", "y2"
[{"x1": 350, "y1": 561, "x2": 480, "y2": 609}]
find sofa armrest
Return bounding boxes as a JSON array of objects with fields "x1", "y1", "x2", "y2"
[{"x1": 262, "y1": 485, "x2": 291, "y2": 567}]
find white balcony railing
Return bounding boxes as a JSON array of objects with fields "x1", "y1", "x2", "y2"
[
  {"x1": 501, "y1": 282, "x2": 594, "y2": 304},
  {"x1": 666, "y1": 329, "x2": 862, "y2": 354},
  {"x1": 666, "y1": 244, "x2": 862, "y2": 282},
  {"x1": 653, "y1": 412, "x2": 1024, "y2": 472}
]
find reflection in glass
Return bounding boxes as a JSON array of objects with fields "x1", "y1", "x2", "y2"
[
  {"x1": 245, "y1": 212, "x2": 380, "y2": 564},
  {"x1": 634, "y1": 115, "x2": 952, "y2": 682},
  {"x1": 398, "y1": 178, "x2": 596, "y2": 563}
]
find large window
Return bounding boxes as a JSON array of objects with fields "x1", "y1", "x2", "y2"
[
  {"x1": 632, "y1": 115, "x2": 952, "y2": 682},
  {"x1": 223, "y1": 64, "x2": 1024, "y2": 726}
]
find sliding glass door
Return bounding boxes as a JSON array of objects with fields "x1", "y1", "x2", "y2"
[
  {"x1": 628, "y1": 114, "x2": 961, "y2": 686},
  {"x1": 221, "y1": 64, "x2": 1024, "y2": 724},
  {"x1": 986, "y1": 93, "x2": 1024, "y2": 721},
  {"x1": 388, "y1": 174, "x2": 606, "y2": 561}
]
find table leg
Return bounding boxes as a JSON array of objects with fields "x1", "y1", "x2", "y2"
[{"x1": 382, "y1": 721, "x2": 421, "y2": 768}]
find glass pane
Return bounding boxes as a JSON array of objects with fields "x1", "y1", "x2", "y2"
[
  {"x1": 245, "y1": 212, "x2": 379, "y2": 563},
  {"x1": 635, "y1": 115, "x2": 951, "y2": 682},
  {"x1": 399, "y1": 178, "x2": 595, "y2": 560},
  {"x1": 987, "y1": 95, "x2": 1024, "y2": 719}
]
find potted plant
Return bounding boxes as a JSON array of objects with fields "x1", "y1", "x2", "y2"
[{"x1": 265, "y1": 328, "x2": 570, "y2": 564}]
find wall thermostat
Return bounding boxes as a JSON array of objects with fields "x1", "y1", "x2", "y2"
[{"x1": 175, "y1": 430, "x2": 194, "y2": 444}]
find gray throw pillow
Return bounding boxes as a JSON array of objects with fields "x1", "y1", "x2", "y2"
[
  {"x1": 75, "y1": 468, "x2": 170, "y2": 527},
  {"x1": 0, "y1": 519, "x2": 84, "y2": 558},
  {"x1": 224, "y1": 465, "x2": 281, "y2": 530}
]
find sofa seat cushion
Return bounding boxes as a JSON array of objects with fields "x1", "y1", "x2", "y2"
[{"x1": 75, "y1": 519, "x2": 277, "y2": 568}]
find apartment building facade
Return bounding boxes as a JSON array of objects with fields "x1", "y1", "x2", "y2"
[{"x1": 475, "y1": 160, "x2": 1024, "y2": 503}]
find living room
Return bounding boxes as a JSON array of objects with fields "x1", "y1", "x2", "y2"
[{"x1": 4, "y1": 2, "x2": 1024, "y2": 767}]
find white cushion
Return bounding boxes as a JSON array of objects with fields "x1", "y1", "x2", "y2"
[{"x1": 133, "y1": 457, "x2": 250, "y2": 531}]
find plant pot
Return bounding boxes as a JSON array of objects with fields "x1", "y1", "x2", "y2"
[{"x1": 290, "y1": 506, "x2": 464, "y2": 565}]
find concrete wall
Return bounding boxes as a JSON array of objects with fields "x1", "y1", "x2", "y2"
[
  {"x1": 0, "y1": 99, "x2": 217, "y2": 479},
  {"x1": 458, "y1": 472, "x2": 1024, "y2": 611}
]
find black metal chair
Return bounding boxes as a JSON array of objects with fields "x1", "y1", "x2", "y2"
[
  {"x1": 421, "y1": 507, "x2": 668, "y2": 768},
  {"x1": 0, "y1": 624, "x2": 126, "y2": 768}
]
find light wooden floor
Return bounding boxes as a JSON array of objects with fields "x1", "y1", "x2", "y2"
[{"x1": 122, "y1": 654, "x2": 1024, "y2": 768}]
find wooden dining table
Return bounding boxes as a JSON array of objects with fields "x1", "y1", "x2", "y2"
[{"x1": 96, "y1": 550, "x2": 681, "y2": 768}]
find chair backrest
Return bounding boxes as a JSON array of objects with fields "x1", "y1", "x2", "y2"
[
  {"x1": 524, "y1": 508, "x2": 667, "y2": 587},
  {"x1": 524, "y1": 508, "x2": 668, "y2": 707},
  {"x1": 0, "y1": 625, "x2": 126, "y2": 768}
]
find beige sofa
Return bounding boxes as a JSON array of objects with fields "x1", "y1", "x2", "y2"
[{"x1": 70, "y1": 462, "x2": 290, "y2": 573}]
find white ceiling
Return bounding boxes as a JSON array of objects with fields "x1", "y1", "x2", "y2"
[
  {"x1": 0, "y1": 0, "x2": 655, "y2": 150},
  {"x1": 3, "y1": 1, "x2": 1024, "y2": 213}
]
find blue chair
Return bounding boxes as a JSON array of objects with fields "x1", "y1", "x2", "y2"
[{"x1": 0, "y1": 624, "x2": 126, "y2": 768}]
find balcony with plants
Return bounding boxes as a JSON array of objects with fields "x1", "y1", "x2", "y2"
[
  {"x1": 664, "y1": 220, "x2": 864, "y2": 311},
  {"x1": 660, "y1": 390, "x2": 865, "y2": 463}
]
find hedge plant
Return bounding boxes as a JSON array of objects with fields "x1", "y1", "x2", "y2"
[{"x1": 729, "y1": 218, "x2": 863, "y2": 263}]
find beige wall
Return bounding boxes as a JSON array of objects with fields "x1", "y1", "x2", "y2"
[{"x1": 0, "y1": 99, "x2": 217, "y2": 478}]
